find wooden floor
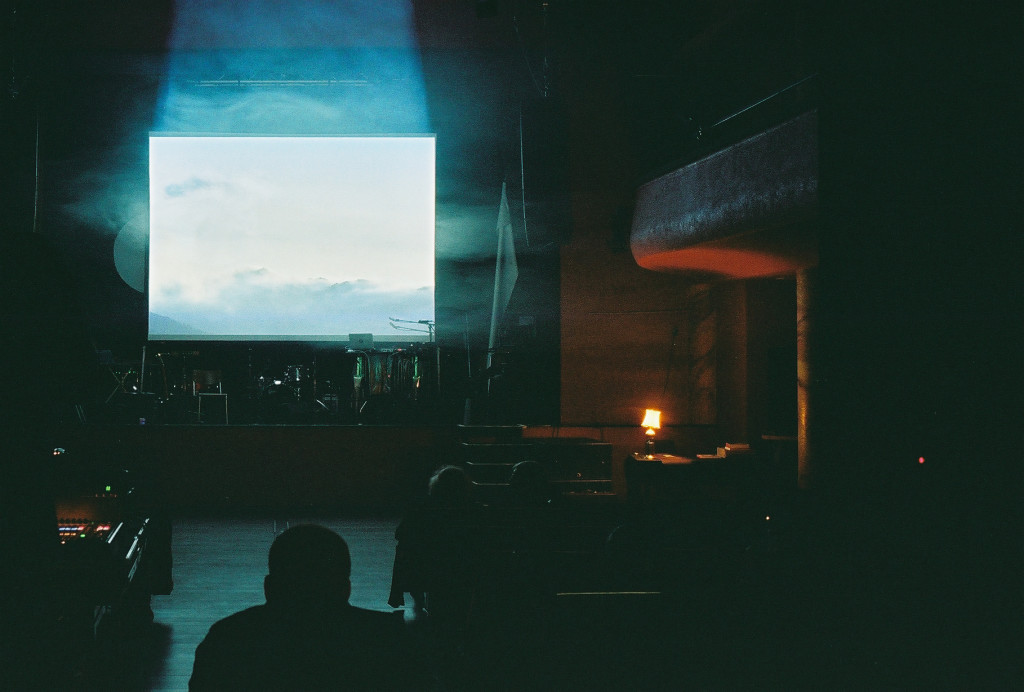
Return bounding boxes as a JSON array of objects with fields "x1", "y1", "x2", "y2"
[
  {"x1": 73, "y1": 505, "x2": 745, "y2": 691},
  {"x1": 58, "y1": 503, "x2": 1002, "y2": 691},
  {"x1": 131, "y1": 515, "x2": 403, "y2": 692}
]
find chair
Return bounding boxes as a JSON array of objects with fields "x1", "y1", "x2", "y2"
[{"x1": 191, "y1": 369, "x2": 228, "y2": 424}]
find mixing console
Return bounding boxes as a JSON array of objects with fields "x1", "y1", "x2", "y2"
[{"x1": 57, "y1": 521, "x2": 117, "y2": 544}]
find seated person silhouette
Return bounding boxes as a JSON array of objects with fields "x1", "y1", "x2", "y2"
[
  {"x1": 389, "y1": 465, "x2": 480, "y2": 636},
  {"x1": 506, "y1": 459, "x2": 554, "y2": 509},
  {"x1": 190, "y1": 524, "x2": 427, "y2": 691}
]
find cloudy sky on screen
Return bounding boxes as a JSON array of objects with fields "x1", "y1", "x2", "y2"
[{"x1": 148, "y1": 135, "x2": 435, "y2": 338}]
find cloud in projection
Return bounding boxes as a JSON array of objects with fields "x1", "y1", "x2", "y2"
[{"x1": 148, "y1": 134, "x2": 435, "y2": 340}]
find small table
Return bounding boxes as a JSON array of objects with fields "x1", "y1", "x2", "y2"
[{"x1": 624, "y1": 452, "x2": 754, "y2": 504}]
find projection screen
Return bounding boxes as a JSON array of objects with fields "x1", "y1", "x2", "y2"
[{"x1": 148, "y1": 134, "x2": 435, "y2": 342}]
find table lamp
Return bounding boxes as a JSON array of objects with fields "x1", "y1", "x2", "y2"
[{"x1": 641, "y1": 408, "x2": 661, "y2": 458}]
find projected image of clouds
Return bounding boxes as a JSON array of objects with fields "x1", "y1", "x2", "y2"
[{"x1": 149, "y1": 135, "x2": 435, "y2": 340}]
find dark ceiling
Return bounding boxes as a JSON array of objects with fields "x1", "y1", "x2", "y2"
[{"x1": 5, "y1": 0, "x2": 816, "y2": 160}]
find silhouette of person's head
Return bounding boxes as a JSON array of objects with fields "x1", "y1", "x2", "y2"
[
  {"x1": 264, "y1": 524, "x2": 352, "y2": 611},
  {"x1": 428, "y1": 465, "x2": 471, "y2": 506},
  {"x1": 508, "y1": 460, "x2": 551, "y2": 506}
]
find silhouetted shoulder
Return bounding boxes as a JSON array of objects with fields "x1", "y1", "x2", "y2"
[{"x1": 191, "y1": 605, "x2": 420, "y2": 691}]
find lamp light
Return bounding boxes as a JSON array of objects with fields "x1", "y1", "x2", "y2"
[{"x1": 641, "y1": 409, "x2": 661, "y2": 458}]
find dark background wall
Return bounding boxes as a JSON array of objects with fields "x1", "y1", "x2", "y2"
[{"x1": 1, "y1": 0, "x2": 1019, "y2": 473}]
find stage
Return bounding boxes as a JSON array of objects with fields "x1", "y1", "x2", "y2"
[{"x1": 57, "y1": 421, "x2": 725, "y2": 514}]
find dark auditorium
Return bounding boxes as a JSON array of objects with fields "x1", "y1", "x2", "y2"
[{"x1": 1, "y1": 1, "x2": 1019, "y2": 690}]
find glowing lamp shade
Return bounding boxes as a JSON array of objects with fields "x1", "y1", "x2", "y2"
[
  {"x1": 641, "y1": 409, "x2": 661, "y2": 432},
  {"x1": 641, "y1": 409, "x2": 661, "y2": 457}
]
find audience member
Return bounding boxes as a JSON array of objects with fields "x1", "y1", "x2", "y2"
[
  {"x1": 464, "y1": 460, "x2": 562, "y2": 689},
  {"x1": 389, "y1": 465, "x2": 479, "y2": 635},
  {"x1": 474, "y1": 460, "x2": 562, "y2": 605},
  {"x1": 500, "y1": 460, "x2": 560, "y2": 556},
  {"x1": 190, "y1": 524, "x2": 430, "y2": 691},
  {"x1": 506, "y1": 459, "x2": 553, "y2": 508}
]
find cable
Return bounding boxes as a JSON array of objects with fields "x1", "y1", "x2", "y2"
[
  {"x1": 513, "y1": 6, "x2": 546, "y2": 97},
  {"x1": 519, "y1": 107, "x2": 529, "y2": 247}
]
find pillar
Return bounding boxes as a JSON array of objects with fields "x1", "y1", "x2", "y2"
[{"x1": 796, "y1": 266, "x2": 817, "y2": 489}]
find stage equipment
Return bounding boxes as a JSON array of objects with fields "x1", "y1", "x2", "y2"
[
  {"x1": 191, "y1": 369, "x2": 228, "y2": 424},
  {"x1": 641, "y1": 409, "x2": 661, "y2": 458},
  {"x1": 387, "y1": 317, "x2": 435, "y2": 341},
  {"x1": 348, "y1": 333, "x2": 375, "y2": 350},
  {"x1": 98, "y1": 349, "x2": 141, "y2": 404},
  {"x1": 459, "y1": 435, "x2": 614, "y2": 500},
  {"x1": 54, "y1": 448, "x2": 170, "y2": 640}
]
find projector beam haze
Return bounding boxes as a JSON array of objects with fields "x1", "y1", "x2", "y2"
[{"x1": 148, "y1": 1, "x2": 435, "y2": 342}]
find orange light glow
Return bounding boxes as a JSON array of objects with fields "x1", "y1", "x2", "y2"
[
  {"x1": 641, "y1": 409, "x2": 661, "y2": 432},
  {"x1": 636, "y1": 247, "x2": 809, "y2": 279}
]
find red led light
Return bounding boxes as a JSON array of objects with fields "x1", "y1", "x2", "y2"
[{"x1": 918, "y1": 456, "x2": 925, "y2": 464}]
